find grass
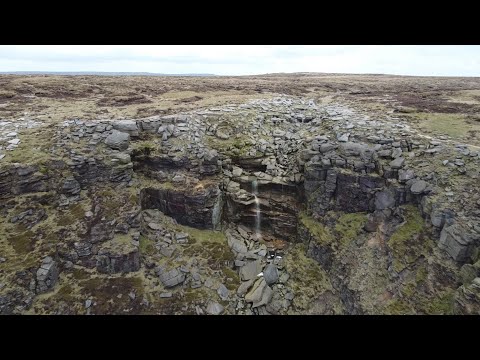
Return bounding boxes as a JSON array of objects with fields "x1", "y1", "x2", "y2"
[
  {"x1": 7, "y1": 230, "x2": 36, "y2": 255},
  {"x1": 131, "y1": 139, "x2": 160, "y2": 157},
  {"x1": 388, "y1": 205, "x2": 432, "y2": 273},
  {"x1": 299, "y1": 212, "x2": 334, "y2": 246},
  {"x1": 3, "y1": 126, "x2": 55, "y2": 165},
  {"x1": 384, "y1": 299, "x2": 414, "y2": 315},
  {"x1": 206, "y1": 134, "x2": 255, "y2": 158},
  {"x1": 284, "y1": 244, "x2": 334, "y2": 311},
  {"x1": 139, "y1": 235, "x2": 155, "y2": 256},
  {"x1": 334, "y1": 212, "x2": 368, "y2": 249},
  {"x1": 407, "y1": 112, "x2": 480, "y2": 143}
]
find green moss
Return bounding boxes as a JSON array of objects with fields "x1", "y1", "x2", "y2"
[
  {"x1": 388, "y1": 205, "x2": 432, "y2": 273},
  {"x1": 422, "y1": 289, "x2": 455, "y2": 315},
  {"x1": 177, "y1": 225, "x2": 226, "y2": 244},
  {"x1": 284, "y1": 244, "x2": 333, "y2": 310},
  {"x1": 222, "y1": 267, "x2": 240, "y2": 291},
  {"x1": 384, "y1": 299, "x2": 415, "y2": 315},
  {"x1": 334, "y1": 212, "x2": 367, "y2": 248},
  {"x1": 57, "y1": 214, "x2": 75, "y2": 226},
  {"x1": 401, "y1": 282, "x2": 416, "y2": 298},
  {"x1": 4, "y1": 126, "x2": 55, "y2": 165},
  {"x1": 7, "y1": 230, "x2": 36, "y2": 255},
  {"x1": 299, "y1": 212, "x2": 334, "y2": 246},
  {"x1": 206, "y1": 134, "x2": 254, "y2": 158},
  {"x1": 139, "y1": 235, "x2": 155, "y2": 255},
  {"x1": 415, "y1": 265, "x2": 428, "y2": 284},
  {"x1": 131, "y1": 140, "x2": 159, "y2": 156},
  {"x1": 159, "y1": 182, "x2": 174, "y2": 190},
  {"x1": 71, "y1": 267, "x2": 91, "y2": 280},
  {"x1": 56, "y1": 284, "x2": 75, "y2": 302}
]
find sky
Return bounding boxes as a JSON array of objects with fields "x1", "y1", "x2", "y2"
[{"x1": 0, "y1": 45, "x2": 478, "y2": 76}]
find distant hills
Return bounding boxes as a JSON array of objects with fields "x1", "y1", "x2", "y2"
[{"x1": 0, "y1": 71, "x2": 217, "y2": 76}]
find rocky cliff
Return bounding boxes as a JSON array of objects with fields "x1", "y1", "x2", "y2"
[{"x1": 1, "y1": 96, "x2": 479, "y2": 315}]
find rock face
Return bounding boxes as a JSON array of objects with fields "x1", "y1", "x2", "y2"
[
  {"x1": 140, "y1": 184, "x2": 223, "y2": 229},
  {"x1": 36, "y1": 257, "x2": 59, "y2": 294},
  {"x1": 105, "y1": 130, "x2": 130, "y2": 150},
  {"x1": 96, "y1": 239, "x2": 140, "y2": 274},
  {"x1": 2, "y1": 94, "x2": 480, "y2": 315},
  {"x1": 157, "y1": 267, "x2": 186, "y2": 288},
  {"x1": 438, "y1": 223, "x2": 477, "y2": 262},
  {"x1": 375, "y1": 190, "x2": 396, "y2": 210},
  {"x1": 61, "y1": 177, "x2": 81, "y2": 196}
]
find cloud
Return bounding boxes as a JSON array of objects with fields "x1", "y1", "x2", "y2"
[{"x1": 0, "y1": 45, "x2": 478, "y2": 76}]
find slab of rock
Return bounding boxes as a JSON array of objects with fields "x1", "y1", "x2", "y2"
[
  {"x1": 105, "y1": 130, "x2": 130, "y2": 151},
  {"x1": 240, "y1": 261, "x2": 262, "y2": 281},
  {"x1": 96, "y1": 238, "x2": 140, "y2": 274},
  {"x1": 112, "y1": 120, "x2": 139, "y2": 136},
  {"x1": 245, "y1": 278, "x2": 273, "y2": 308},
  {"x1": 245, "y1": 278, "x2": 266, "y2": 303},
  {"x1": 438, "y1": 223, "x2": 476, "y2": 262},
  {"x1": 227, "y1": 233, "x2": 248, "y2": 254},
  {"x1": 237, "y1": 279, "x2": 254, "y2": 296},
  {"x1": 158, "y1": 267, "x2": 186, "y2": 288},
  {"x1": 375, "y1": 190, "x2": 395, "y2": 210},
  {"x1": 263, "y1": 264, "x2": 279, "y2": 285},
  {"x1": 232, "y1": 166, "x2": 243, "y2": 177},
  {"x1": 398, "y1": 169, "x2": 415, "y2": 182},
  {"x1": 389, "y1": 157, "x2": 405, "y2": 169},
  {"x1": 206, "y1": 301, "x2": 224, "y2": 315},
  {"x1": 111, "y1": 152, "x2": 131, "y2": 164},
  {"x1": 410, "y1": 180, "x2": 427, "y2": 194},
  {"x1": 61, "y1": 177, "x2": 81, "y2": 196},
  {"x1": 217, "y1": 284, "x2": 230, "y2": 300},
  {"x1": 36, "y1": 257, "x2": 59, "y2": 294}
]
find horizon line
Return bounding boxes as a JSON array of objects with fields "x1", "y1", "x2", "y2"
[{"x1": 0, "y1": 70, "x2": 479, "y2": 78}]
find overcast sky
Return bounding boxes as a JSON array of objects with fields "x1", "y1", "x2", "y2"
[{"x1": 0, "y1": 45, "x2": 478, "y2": 76}]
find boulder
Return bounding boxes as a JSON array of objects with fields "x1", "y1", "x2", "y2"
[
  {"x1": 410, "y1": 180, "x2": 427, "y2": 194},
  {"x1": 158, "y1": 267, "x2": 186, "y2": 288},
  {"x1": 438, "y1": 223, "x2": 477, "y2": 262},
  {"x1": 112, "y1": 120, "x2": 139, "y2": 136},
  {"x1": 263, "y1": 264, "x2": 279, "y2": 285},
  {"x1": 239, "y1": 261, "x2": 262, "y2": 281},
  {"x1": 36, "y1": 257, "x2": 59, "y2": 294},
  {"x1": 96, "y1": 238, "x2": 140, "y2": 274},
  {"x1": 374, "y1": 190, "x2": 396, "y2": 210},
  {"x1": 105, "y1": 130, "x2": 130, "y2": 151},
  {"x1": 389, "y1": 157, "x2": 405, "y2": 169},
  {"x1": 206, "y1": 301, "x2": 224, "y2": 315}
]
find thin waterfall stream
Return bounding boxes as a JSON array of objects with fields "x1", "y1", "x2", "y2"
[{"x1": 252, "y1": 179, "x2": 262, "y2": 240}]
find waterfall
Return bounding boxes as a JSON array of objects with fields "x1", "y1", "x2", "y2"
[{"x1": 252, "y1": 179, "x2": 261, "y2": 240}]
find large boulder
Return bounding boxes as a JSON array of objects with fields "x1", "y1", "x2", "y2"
[
  {"x1": 157, "y1": 267, "x2": 186, "y2": 288},
  {"x1": 112, "y1": 120, "x2": 139, "y2": 136},
  {"x1": 96, "y1": 238, "x2": 140, "y2": 274},
  {"x1": 105, "y1": 130, "x2": 130, "y2": 151},
  {"x1": 374, "y1": 190, "x2": 396, "y2": 210},
  {"x1": 36, "y1": 257, "x2": 59, "y2": 294},
  {"x1": 239, "y1": 261, "x2": 262, "y2": 281},
  {"x1": 438, "y1": 223, "x2": 477, "y2": 262},
  {"x1": 263, "y1": 264, "x2": 279, "y2": 285}
]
